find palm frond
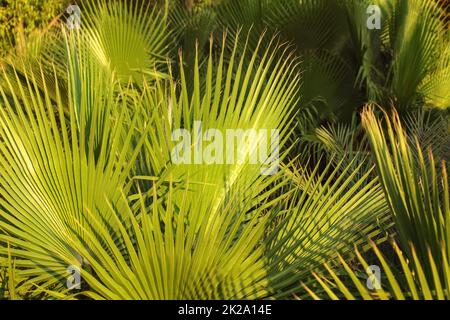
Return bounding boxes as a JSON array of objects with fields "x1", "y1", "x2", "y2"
[
  {"x1": 303, "y1": 241, "x2": 450, "y2": 300},
  {"x1": 362, "y1": 105, "x2": 450, "y2": 280}
]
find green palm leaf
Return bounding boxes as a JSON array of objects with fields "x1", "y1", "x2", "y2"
[
  {"x1": 303, "y1": 241, "x2": 450, "y2": 300},
  {"x1": 362, "y1": 105, "x2": 450, "y2": 281}
]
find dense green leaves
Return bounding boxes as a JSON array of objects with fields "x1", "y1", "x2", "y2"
[
  {"x1": 0, "y1": 29, "x2": 390, "y2": 299},
  {"x1": 304, "y1": 241, "x2": 450, "y2": 300},
  {"x1": 362, "y1": 106, "x2": 450, "y2": 281},
  {"x1": 0, "y1": 0, "x2": 449, "y2": 300}
]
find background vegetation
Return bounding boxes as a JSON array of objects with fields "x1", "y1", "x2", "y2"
[{"x1": 0, "y1": 0, "x2": 69, "y2": 56}]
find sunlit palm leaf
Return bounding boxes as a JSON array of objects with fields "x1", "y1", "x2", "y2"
[
  {"x1": 0, "y1": 31, "x2": 146, "y2": 295},
  {"x1": 362, "y1": 105, "x2": 450, "y2": 280},
  {"x1": 303, "y1": 241, "x2": 450, "y2": 300}
]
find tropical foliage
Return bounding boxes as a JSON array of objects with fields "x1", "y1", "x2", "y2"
[
  {"x1": 0, "y1": 0, "x2": 68, "y2": 57},
  {"x1": 304, "y1": 106, "x2": 450, "y2": 300},
  {"x1": 0, "y1": 0, "x2": 449, "y2": 300}
]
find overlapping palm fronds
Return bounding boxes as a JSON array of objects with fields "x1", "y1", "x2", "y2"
[
  {"x1": 0, "y1": 0, "x2": 449, "y2": 300},
  {"x1": 302, "y1": 106, "x2": 449, "y2": 300},
  {"x1": 173, "y1": 0, "x2": 450, "y2": 119},
  {"x1": 362, "y1": 106, "x2": 449, "y2": 278},
  {"x1": 303, "y1": 241, "x2": 450, "y2": 300},
  {"x1": 0, "y1": 26, "x2": 392, "y2": 298}
]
